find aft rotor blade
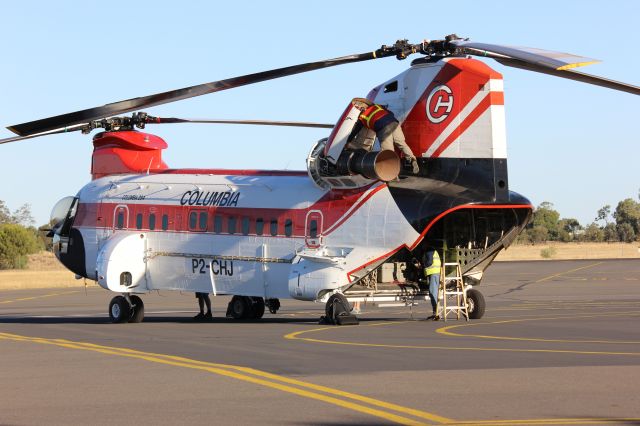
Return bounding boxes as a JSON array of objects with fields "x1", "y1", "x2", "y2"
[
  {"x1": 153, "y1": 117, "x2": 333, "y2": 128},
  {"x1": 8, "y1": 51, "x2": 383, "y2": 137},
  {"x1": 453, "y1": 40, "x2": 600, "y2": 70},
  {"x1": 495, "y1": 57, "x2": 640, "y2": 95},
  {"x1": 0, "y1": 124, "x2": 86, "y2": 145}
]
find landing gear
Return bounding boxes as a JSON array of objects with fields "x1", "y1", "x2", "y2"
[
  {"x1": 322, "y1": 293, "x2": 358, "y2": 325},
  {"x1": 129, "y1": 295, "x2": 145, "y2": 323},
  {"x1": 226, "y1": 296, "x2": 266, "y2": 320},
  {"x1": 108, "y1": 295, "x2": 130, "y2": 323},
  {"x1": 466, "y1": 288, "x2": 486, "y2": 319},
  {"x1": 108, "y1": 294, "x2": 145, "y2": 323},
  {"x1": 266, "y1": 298, "x2": 280, "y2": 314}
]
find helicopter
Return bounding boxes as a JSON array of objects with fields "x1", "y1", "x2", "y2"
[{"x1": 1, "y1": 35, "x2": 638, "y2": 324}]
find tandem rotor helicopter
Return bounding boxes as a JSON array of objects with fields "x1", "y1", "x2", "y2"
[{"x1": 2, "y1": 35, "x2": 638, "y2": 324}]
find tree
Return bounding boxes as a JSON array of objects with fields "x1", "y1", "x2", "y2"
[
  {"x1": 528, "y1": 225, "x2": 549, "y2": 244},
  {"x1": 0, "y1": 201, "x2": 35, "y2": 227},
  {"x1": 0, "y1": 223, "x2": 42, "y2": 269},
  {"x1": 532, "y1": 202, "x2": 560, "y2": 240},
  {"x1": 582, "y1": 222, "x2": 604, "y2": 242},
  {"x1": 617, "y1": 223, "x2": 636, "y2": 243},
  {"x1": 596, "y1": 205, "x2": 611, "y2": 225},
  {"x1": 614, "y1": 198, "x2": 640, "y2": 236},
  {"x1": 0, "y1": 201, "x2": 11, "y2": 224},
  {"x1": 603, "y1": 223, "x2": 619, "y2": 242}
]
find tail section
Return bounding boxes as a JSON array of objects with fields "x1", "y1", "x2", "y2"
[{"x1": 371, "y1": 57, "x2": 506, "y2": 161}]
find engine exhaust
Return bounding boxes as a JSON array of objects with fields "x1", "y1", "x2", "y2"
[{"x1": 337, "y1": 149, "x2": 400, "y2": 181}]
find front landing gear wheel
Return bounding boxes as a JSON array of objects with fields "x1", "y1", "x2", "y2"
[
  {"x1": 466, "y1": 288, "x2": 486, "y2": 319},
  {"x1": 129, "y1": 295, "x2": 144, "y2": 323},
  {"x1": 109, "y1": 296, "x2": 130, "y2": 323}
]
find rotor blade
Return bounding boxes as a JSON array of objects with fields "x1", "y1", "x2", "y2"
[
  {"x1": 153, "y1": 117, "x2": 333, "y2": 128},
  {"x1": 495, "y1": 57, "x2": 640, "y2": 95},
  {"x1": 452, "y1": 40, "x2": 600, "y2": 70},
  {"x1": 8, "y1": 50, "x2": 389, "y2": 137},
  {"x1": 0, "y1": 124, "x2": 86, "y2": 145}
]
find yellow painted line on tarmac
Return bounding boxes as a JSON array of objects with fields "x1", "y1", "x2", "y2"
[
  {"x1": 436, "y1": 312, "x2": 640, "y2": 345},
  {"x1": 0, "y1": 331, "x2": 448, "y2": 425},
  {"x1": 0, "y1": 290, "x2": 81, "y2": 304},
  {"x1": 285, "y1": 318, "x2": 640, "y2": 356},
  {"x1": 534, "y1": 262, "x2": 603, "y2": 283}
]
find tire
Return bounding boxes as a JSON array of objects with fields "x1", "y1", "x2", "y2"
[
  {"x1": 229, "y1": 295, "x2": 250, "y2": 319},
  {"x1": 128, "y1": 295, "x2": 145, "y2": 323},
  {"x1": 266, "y1": 298, "x2": 280, "y2": 314},
  {"x1": 109, "y1": 295, "x2": 131, "y2": 323},
  {"x1": 250, "y1": 297, "x2": 265, "y2": 319},
  {"x1": 466, "y1": 288, "x2": 486, "y2": 319},
  {"x1": 325, "y1": 293, "x2": 351, "y2": 321}
]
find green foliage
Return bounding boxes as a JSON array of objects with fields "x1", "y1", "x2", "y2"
[
  {"x1": 532, "y1": 202, "x2": 560, "y2": 240},
  {"x1": 596, "y1": 205, "x2": 611, "y2": 225},
  {"x1": 616, "y1": 222, "x2": 636, "y2": 243},
  {"x1": 603, "y1": 223, "x2": 619, "y2": 242},
  {"x1": 614, "y1": 198, "x2": 640, "y2": 237},
  {"x1": 0, "y1": 224, "x2": 42, "y2": 269},
  {"x1": 582, "y1": 222, "x2": 604, "y2": 242},
  {"x1": 540, "y1": 246, "x2": 557, "y2": 258},
  {"x1": 0, "y1": 201, "x2": 35, "y2": 227},
  {"x1": 528, "y1": 225, "x2": 549, "y2": 244}
]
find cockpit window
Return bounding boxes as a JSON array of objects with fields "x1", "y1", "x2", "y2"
[{"x1": 50, "y1": 196, "x2": 79, "y2": 237}]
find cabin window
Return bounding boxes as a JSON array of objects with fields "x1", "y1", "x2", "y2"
[
  {"x1": 214, "y1": 215, "x2": 223, "y2": 233},
  {"x1": 149, "y1": 214, "x2": 156, "y2": 231},
  {"x1": 383, "y1": 81, "x2": 398, "y2": 93},
  {"x1": 189, "y1": 211, "x2": 198, "y2": 230},
  {"x1": 309, "y1": 219, "x2": 318, "y2": 238},
  {"x1": 256, "y1": 218, "x2": 264, "y2": 236},
  {"x1": 162, "y1": 214, "x2": 169, "y2": 231},
  {"x1": 199, "y1": 212, "x2": 208, "y2": 231},
  {"x1": 228, "y1": 217, "x2": 237, "y2": 234},
  {"x1": 284, "y1": 219, "x2": 293, "y2": 237},
  {"x1": 270, "y1": 219, "x2": 278, "y2": 236},
  {"x1": 136, "y1": 213, "x2": 143, "y2": 230},
  {"x1": 242, "y1": 217, "x2": 250, "y2": 235},
  {"x1": 116, "y1": 212, "x2": 125, "y2": 229}
]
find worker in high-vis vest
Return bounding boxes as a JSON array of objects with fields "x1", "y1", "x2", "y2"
[
  {"x1": 423, "y1": 247, "x2": 441, "y2": 320},
  {"x1": 350, "y1": 98, "x2": 420, "y2": 174}
]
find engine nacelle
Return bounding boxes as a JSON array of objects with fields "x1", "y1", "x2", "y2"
[{"x1": 307, "y1": 139, "x2": 400, "y2": 190}]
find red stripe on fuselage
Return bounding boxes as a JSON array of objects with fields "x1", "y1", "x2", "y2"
[{"x1": 74, "y1": 182, "x2": 385, "y2": 239}]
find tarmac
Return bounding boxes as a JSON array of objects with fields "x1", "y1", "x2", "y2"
[{"x1": 1, "y1": 259, "x2": 639, "y2": 425}]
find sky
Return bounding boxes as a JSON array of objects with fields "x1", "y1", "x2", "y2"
[{"x1": 0, "y1": 0, "x2": 638, "y2": 227}]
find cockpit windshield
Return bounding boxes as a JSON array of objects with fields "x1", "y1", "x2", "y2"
[{"x1": 50, "y1": 196, "x2": 78, "y2": 236}]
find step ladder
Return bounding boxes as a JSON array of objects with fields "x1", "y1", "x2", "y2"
[{"x1": 437, "y1": 262, "x2": 469, "y2": 321}]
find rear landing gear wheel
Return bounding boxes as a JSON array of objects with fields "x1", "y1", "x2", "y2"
[
  {"x1": 466, "y1": 288, "x2": 486, "y2": 319},
  {"x1": 109, "y1": 295, "x2": 130, "y2": 323},
  {"x1": 250, "y1": 297, "x2": 265, "y2": 319},
  {"x1": 228, "y1": 295, "x2": 250, "y2": 319},
  {"x1": 128, "y1": 295, "x2": 145, "y2": 323},
  {"x1": 324, "y1": 293, "x2": 358, "y2": 325}
]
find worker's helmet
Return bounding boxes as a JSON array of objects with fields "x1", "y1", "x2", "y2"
[{"x1": 352, "y1": 97, "x2": 373, "y2": 110}]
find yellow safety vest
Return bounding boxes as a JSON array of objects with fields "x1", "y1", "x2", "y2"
[
  {"x1": 424, "y1": 251, "x2": 441, "y2": 276},
  {"x1": 358, "y1": 104, "x2": 389, "y2": 129}
]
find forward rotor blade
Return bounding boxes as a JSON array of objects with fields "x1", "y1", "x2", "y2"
[
  {"x1": 453, "y1": 40, "x2": 600, "y2": 70},
  {"x1": 8, "y1": 51, "x2": 383, "y2": 137},
  {"x1": 0, "y1": 124, "x2": 86, "y2": 145},
  {"x1": 495, "y1": 57, "x2": 640, "y2": 95},
  {"x1": 153, "y1": 117, "x2": 333, "y2": 128}
]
